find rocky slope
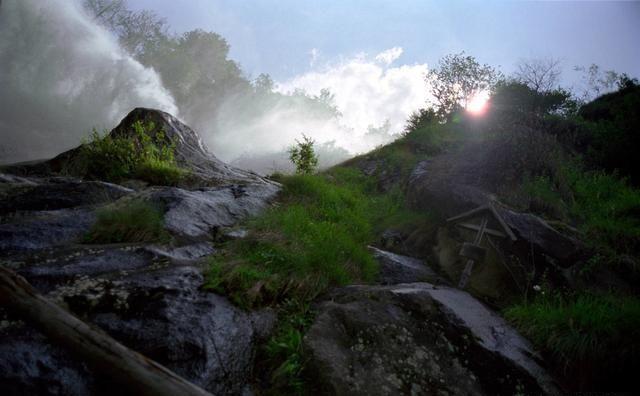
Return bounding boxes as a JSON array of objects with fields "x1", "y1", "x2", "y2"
[
  {"x1": 0, "y1": 108, "x2": 564, "y2": 395},
  {"x1": 0, "y1": 108, "x2": 279, "y2": 395}
]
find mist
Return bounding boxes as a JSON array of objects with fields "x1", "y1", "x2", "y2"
[
  {"x1": 0, "y1": 0, "x2": 176, "y2": 164},
  {"x1": 203, "y1": 49, "x2": 429, "y2": 173}
]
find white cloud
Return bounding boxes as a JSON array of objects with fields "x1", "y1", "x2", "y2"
[
  {"x1": 277, "y1": 48, "x2": 430, "y2": 144},
  {"x1": 375, "y1": 47, "x2": 404, "y2": 65}
]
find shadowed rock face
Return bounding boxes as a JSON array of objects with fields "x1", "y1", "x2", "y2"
[{"x1": 304, "y1": 283, "x2": 559, "y2": 396}]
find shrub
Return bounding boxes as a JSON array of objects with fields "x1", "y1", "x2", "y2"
[
  {"x1": 288, "y1": 134, "x2": 318, "y2": 174},
  {"x1": 75, "y1": 121, "x2": 186, "y2": 185},
  {"x1": 84, "y1": 200, "x2": 168, "y2": 244}
]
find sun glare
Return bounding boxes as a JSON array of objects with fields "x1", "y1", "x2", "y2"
[{"x1": 466, "y1": 91, "x2": 490, "y2": 115}]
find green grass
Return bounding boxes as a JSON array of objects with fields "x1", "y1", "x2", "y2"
[
  {"x1": 519, "y1": 163, "x2": 640, "y2": 256},
  {"x1": 135, "y1": 157, "x2": 187, "y2": 186},
  {"x1": 505, "y1": 292, "x2": 640, "y2": 387},
  {"x1": 567, "y1": 168, "x2": 640, "y2": 254},
  {"x1": 206, "y1": 170, "x2": 379, "y2": 308},
  {"x1": 83, "y1": 200, "x2": 169, "y2": 244}
]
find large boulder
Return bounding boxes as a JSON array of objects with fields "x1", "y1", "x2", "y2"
[
  {"x1": 304, "y1": 283, "x2": 559, "y2": 396},
  {"x1": 406, "y1": 149, "x2": 586, "y2": 301},
  {"x1": 3, "y1": 108, "x2": 276, "y2": 186},
  {"x1": 145, "y1": 183, "x2": 279, "y2": 242},
  {"x1": 0, "y1": 244, "x2": 275, "y2": 395}
]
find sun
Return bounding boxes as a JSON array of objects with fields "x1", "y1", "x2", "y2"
[{"x1": 466, "y1": 91, "x2": 490, "y2": 115}]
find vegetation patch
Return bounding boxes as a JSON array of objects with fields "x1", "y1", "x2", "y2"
[
  {"x1": 505, "y1": 291, "x2": 640, "y2": 389},
  {"x1": 69, "y1": 120, "x2": 187, "y2": 185},
  {"x1": 206, "y1": 167, "x2": 431, "y2": 393},
  {"x1": 84, "y1": 200, "x2": 169, "y2": 244}
]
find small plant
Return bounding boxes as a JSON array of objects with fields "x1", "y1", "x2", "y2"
[
  {"x1": 288, "y1": 134, "x2": 318, "y2": 174},
  {"x1": 260, "y1": 299, "x2": 314, "y2": 394},
  {"x1": 84, "y1": 200, "x2": 169, "y2": 244}
]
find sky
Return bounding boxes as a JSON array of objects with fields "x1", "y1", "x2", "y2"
[
  {"x1": 2, "y1": 0, "x2": 639, "y2": 166},
  {"x1": 127, "y1": 0, "x2": 640, "y2": 85}
]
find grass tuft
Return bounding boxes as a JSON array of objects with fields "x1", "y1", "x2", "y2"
[{"x1": 84, "y1": 200, "x2": 168, "y2": 244}]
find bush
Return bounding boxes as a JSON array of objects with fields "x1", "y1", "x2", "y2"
[
  {"x1": 288, "y1": 134, "x2": 318, "y2": 174},
  {"x1": 84, "y1": 200, "x2": 168, "y2": 244},
  {"x1": 505, "y1": 292, "x2": 640, "y2": 390},
  {"x1": 75, "y1": 120, "x2": 186, "y2": 185}
]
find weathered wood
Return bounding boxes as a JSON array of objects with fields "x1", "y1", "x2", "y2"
[{"x1": 0, "y1": 265, "x2": 213, "y2": 396}]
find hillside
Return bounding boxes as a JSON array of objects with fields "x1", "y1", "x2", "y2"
[{"x1": 1, "y1": 83, "x2": 639, "y2": 395}]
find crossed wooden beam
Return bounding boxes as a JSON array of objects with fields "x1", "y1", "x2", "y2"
[{"x1": 446, "y1": 205, "x2": 517, "y2": 288}]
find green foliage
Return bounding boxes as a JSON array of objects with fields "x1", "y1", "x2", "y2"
[
  {"x1": 567, "y1": 167, "x2": 640, "y2": 254},
  {"x1": 505, "y1": 292, "x2": 640, "y2": 387},
  {"x1": 578, "y1": 83, "x2": 640, "y2": 184},
  {"x1": 288, "y1": 134, "x2": 319, "y2": 174},
  {"x1": 84, "y1": 200, "x2": 168, "y2": 244},
  {"x1": 515, "y1": 161, "x2": 640, "y2": 256},
  {"x1": 77, "y1": 120, "x2": 186, "y2": 185},
  {"x1": 491, "y1": 81, "x2": 577, "y2": 116},
  {"x1": 403, "y1": 108, "x2": 438, "y2": 134}
]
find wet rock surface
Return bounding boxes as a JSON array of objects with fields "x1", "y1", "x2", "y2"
[
  {"x1": 0, "y1": 231, "x2": 274, "y2": 395},
  {"x1": 304, "y1": 283, "x2": 559, "y2": 396},
  {"x1": 146, "y1": 183, "x2": 279, "y2": 241},
  {"x1": 370, "y1": 246, "x2": 445, "y2": 285}
]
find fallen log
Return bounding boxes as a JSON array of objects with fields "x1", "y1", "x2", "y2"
[{"x1": 0, "y1": 265, "x2": 213, "y2": 396}]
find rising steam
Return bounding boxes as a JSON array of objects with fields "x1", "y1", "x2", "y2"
[{"x1": 0, "y1": 0, "x2": 177, "y2": 163}]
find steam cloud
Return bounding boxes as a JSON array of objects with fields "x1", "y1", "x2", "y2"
[
  {"x1": 0, "y1": 0, "x2": 177, "y2": 163},
  {"x1": 212, "y1": 48, "x2": 429, "y2": 172}
]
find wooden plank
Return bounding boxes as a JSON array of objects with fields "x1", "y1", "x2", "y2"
[
  {"x1": 0, "y1": 265, "x2": 213, "y2": 396},
  {"x1": 446, "y1": 205, "x2": 490, "y2": 223},
  {"x1": 488, "y1": 205, "x2": 517, "y2": 241},
  {"x1": 456, "y1": 222, "x2": 507, "y2": 238}
]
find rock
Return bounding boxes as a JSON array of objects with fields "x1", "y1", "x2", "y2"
[
  {"x1": 406, "y1": 150, "x2": 585, "y2": 300},
  {"x1": 145, "y1": 183, "x2": 279, "y2": 242},
  {"x1": 378, "y1": 228, "x2": 407, "y2": 251},
  {"x1": 0, "y1": 178, "x2": 132, "y2": 216},
  {"x1": 0, "y1": 208, "x2": 96, "y2": 253},
  {"x1": 0, "y1": 245, "x2": 275, "y2": 395},
  {"x1": 369, "y1": 246, "x2": 444, "y2": 285},
  {"x1": 304, "y1": 283, "x2": 559, "y2": 396},
  {"x1": 4, "y1": 108, "x2": 276, "y2": 187}
]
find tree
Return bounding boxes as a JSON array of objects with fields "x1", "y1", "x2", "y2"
[
  {"x1": 574, "y1": 64, "x2": 621, "y2": 100},
  {"x1": 288, "y1": 134, "x2": 318, "y2": 174},
  {"x1": 426, "y1": 52, "x2": 500, "y2": 119},
  {"x1": 514, "y1": 58, "x2": 562, "y2": 93},
  {"x1": 83, "y1": 0, "x2": 169, "y2": 60}
]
